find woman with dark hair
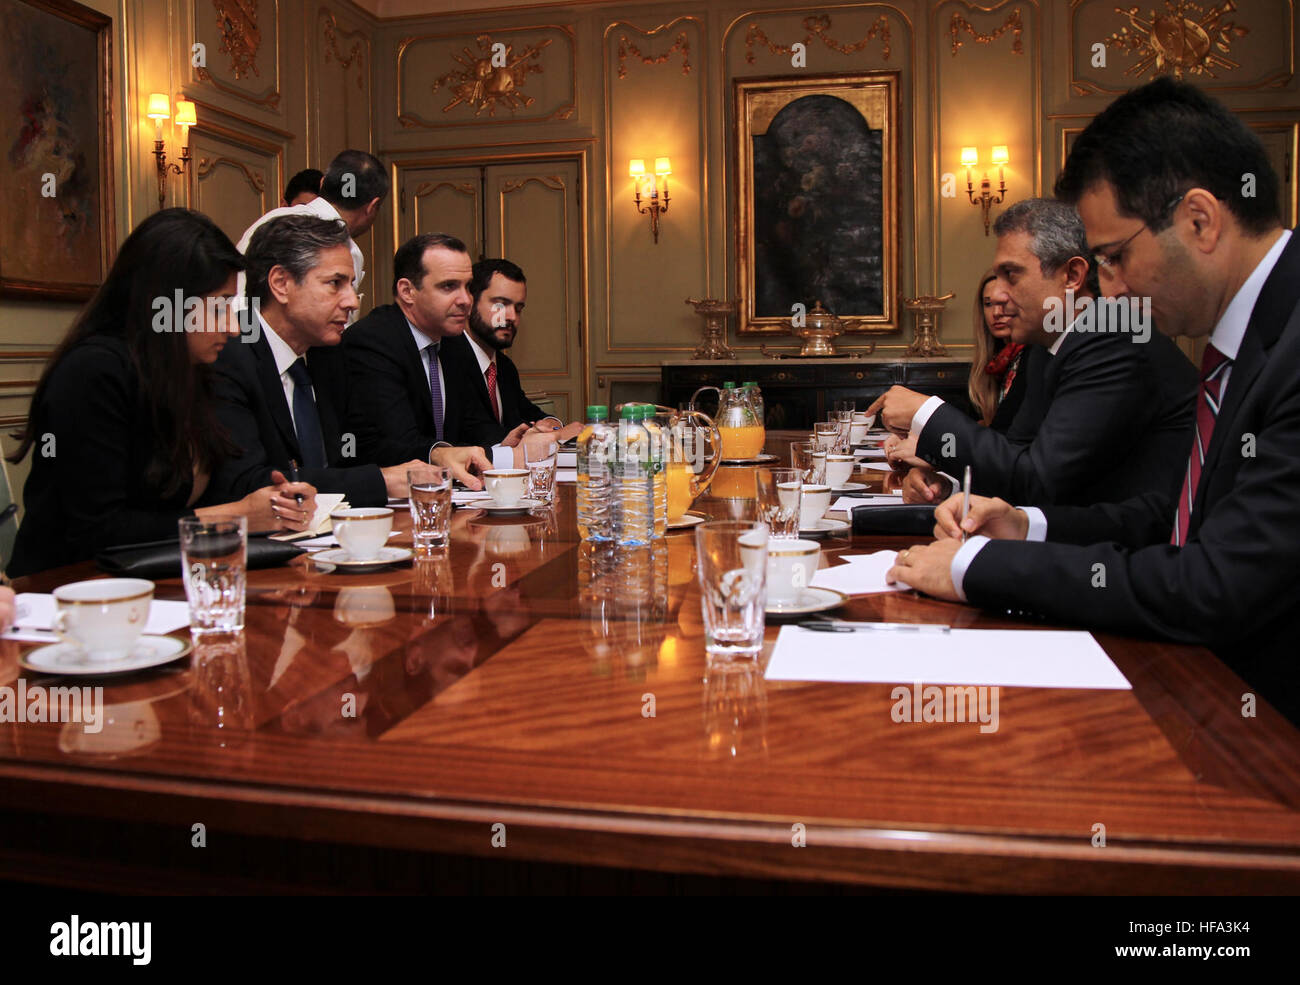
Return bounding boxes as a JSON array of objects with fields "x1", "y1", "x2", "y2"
[
  {"x1": 7, "y1": 208, "x2": 316, "y2": 577},
  {"x1": 967, "y1": 267, "x2": 1027, "y2": 430}
]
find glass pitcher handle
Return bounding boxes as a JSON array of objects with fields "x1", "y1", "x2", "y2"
[{"x1": 682, "y1": 409, "x2": 722, "y2": 497}]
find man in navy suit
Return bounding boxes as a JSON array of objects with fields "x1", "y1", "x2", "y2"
[
  {"x1": 440, "y1": 258, "x2": 583, "y2": 445},
  {"x1": 890, "y1": 78, "x2": 1300, "y2": 723}
]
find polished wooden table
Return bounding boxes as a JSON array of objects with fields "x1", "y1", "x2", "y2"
[{"x1": 2, "y1": 436, "x2": 1299, "y2": 894}]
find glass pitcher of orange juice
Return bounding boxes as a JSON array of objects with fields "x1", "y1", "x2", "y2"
[
  {"x1": 647, "y1": 406, "x2": 722, "y2": 522},
  {"x1": 689, "y1": 382, "x2": 764, "y2": 461}
]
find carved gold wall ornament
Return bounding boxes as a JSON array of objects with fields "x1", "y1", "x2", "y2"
[
  {"x1": 322, "y1": 10, "x2": 367, "y2": 90},
  {"x1": 212, "y1": 0, "x2": 261, "y2": 79},
  {"x1": 616, "y1": 31, "x2": 691, "y2": 78},
  {"x1": 197, "y1": 156, "x2": 266, "y2": 194},
  {"x1": 949, "y1": 8, "x2": 1025, "y2": 56},
  {"x1": 745, "y1": 14, "x2": 891, "y2": 63},
  {"x1": 430, "y1": 34, "x2": 553, "y2": 118},
  {"x1": 1104, "y1": 1, "x2": 1249, "y2": 80}
]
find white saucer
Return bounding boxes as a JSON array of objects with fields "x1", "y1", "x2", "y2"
[
  {"x1": 832, "y1": 482, "x2": 867, "y2": 493},
  {"x1": 799, "y1": 517, "x2": 851, "y2": 537},
  {"x1": 311, "y1": 546, "x2": 413, "y2": 569},
  {"x1": 766, "y1": 586, "x2": 849, "y2": 616},
  {"x1": 475, "y1": 499, "x2": 546, "y2": 515},
  {"x1": 667, "y1": 511, "x2": 708, "y2": 530},
  {"x1": 721, "y1": 453, "x2": 779, "y2": 465},
  {"x1": 20, "y1": 635, "x2": 192, "y2": 677}
]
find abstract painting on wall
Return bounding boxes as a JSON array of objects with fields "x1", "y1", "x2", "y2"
[{"x1": 0, "y1": 0, "x2": 114, "y2": 301}]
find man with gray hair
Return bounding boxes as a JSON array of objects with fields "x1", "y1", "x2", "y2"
[
  {"x1": 869, "y1": 197, "x2": 1196, "y2": 505},
  {"x1": 210, "y1": 214, "x2": 490, "y2": 507}
]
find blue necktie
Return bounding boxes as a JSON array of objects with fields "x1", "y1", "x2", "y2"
[
  {"x1": 426, "y1": 342, "x2": 444, "y2": 441},
  {"x1": 286, "y1": 358, "x2": 327, "y2": 469}
]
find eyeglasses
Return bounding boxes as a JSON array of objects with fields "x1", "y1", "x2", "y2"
[{"x1": 1091, "y1": 192, "x2": 1186, "y2": 271}]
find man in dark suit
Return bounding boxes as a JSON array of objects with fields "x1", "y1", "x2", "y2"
[
  {"x1": 210, "y1": 216, "x2": 489, "y2": 506},
  {"x1": 441, "y1": 258, "x2": 583, "y2": 445},
  {"x1": 344, "y1": 234, "x2": 535, "y2": 469},
  {"x1": 870, "y1": 197, "x2": 1197, "y2": 506},
  {"x1": 890, "y1": 78, "x2": 1300, "y2": 722}
]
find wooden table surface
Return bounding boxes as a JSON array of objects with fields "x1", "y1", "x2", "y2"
[{"x1": 2, "y1": 433, "x2": 1299, "y2": 894}]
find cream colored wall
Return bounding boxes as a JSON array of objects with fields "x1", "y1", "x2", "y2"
[{"x1": 2, "y1": 0, "x2": 1295, "y2": 517}]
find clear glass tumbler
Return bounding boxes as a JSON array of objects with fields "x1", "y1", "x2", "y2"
[
  {"x1": 695, "y1": 520, "x2": 768, "y2": 659},
  {"x1": 179, "y1": 516, "x2": 247, "y2": 634},
  {"x1": 755, "y1": 468, "x2": 802, "y2": 539},
  {"x1": 408, "y1": 466, "x2": 453, "y2": 553}
]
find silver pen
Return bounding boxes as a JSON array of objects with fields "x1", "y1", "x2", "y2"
[
  {"x1": 798, "y1": 620, "x2": 951, "y2": 634},
  {"x1": 960, "y1": 465, "x2": 972, "y2": 543}
]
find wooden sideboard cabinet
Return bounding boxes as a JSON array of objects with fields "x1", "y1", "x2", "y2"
[{"x1": 661, "y1": 357, "x2": 976, "y2": 430}]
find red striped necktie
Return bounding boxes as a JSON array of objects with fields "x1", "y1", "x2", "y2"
[
  {"x1": 1171, "y1": 343, "x2": 1231, "y2": 546},
  {"x1": 485, "y1": 361, "x2": 500, "y2": 422}
]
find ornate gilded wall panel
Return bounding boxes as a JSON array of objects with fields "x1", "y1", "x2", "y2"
[
  {"x1": 186, "y1": 0, "x2": 285, "y2": 118},
  {"x1": 188, "y1": 122, "x2": 283, "y2": 245}
]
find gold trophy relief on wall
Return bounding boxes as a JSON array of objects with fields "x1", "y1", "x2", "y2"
[{"x1": 430, "y1": 34, "x2": 552, "y2": 118}]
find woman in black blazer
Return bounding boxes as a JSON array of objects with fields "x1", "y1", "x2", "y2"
[{"x1": 7, "y1": 209, "x2": 316, "y2": 578}]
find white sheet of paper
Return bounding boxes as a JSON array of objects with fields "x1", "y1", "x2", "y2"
[
  {"x1": 862, "y1": 462, "x2": 894, "y2": 471},
  {"x1": 830, "y1": 493, "x2": 902, "y2": 513},
  {"x1": 269, "y1": 493, "x2": 346, "y2": 541},
  {"x1": 452, "y1": 490, "x2": 492, "y2": 505},
  {"x1": 555, "y1": 469, "x2": 577, "y2": 483},
  {"x1": 853, "y1": 448, "x2": 888, "y2": 459},
  {"x1": 765, "y1": 625, "x2": 1131, "y2": 689},
  {"x1": 5, "y1": 593, "x2": 192, "y2": 643},
  {"x1": 809, "y1": 551, "x2": 908, "y2": 595}
]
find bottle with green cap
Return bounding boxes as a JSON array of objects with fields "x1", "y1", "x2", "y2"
[
  {"x1": 577, "y1": 404, "x2": 614, "y2": 540},
  {"x1": 639, "y1": 403, "x2": 668, "y2": 538},
  {"x1": 612, "y1": 404, "x2": 654, "y2": 545}
]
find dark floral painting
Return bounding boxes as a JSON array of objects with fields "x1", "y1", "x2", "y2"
[
  {"x1": 753, "y1": 94, "x2": 883, "y2": 318},
  {"x1": 735, "y1": 73, "x2": 898, "y2": 336},
  {"x1": 0, "y1": 0, "x2": 112, "y2": 300}
]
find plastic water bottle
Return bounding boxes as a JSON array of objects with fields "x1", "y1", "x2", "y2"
[
  {"x1": 613, "y1": 404, "x2": 654, "y2": 546},
  {"x1": 640, "y1": 404, "x2": 668, "y2": 538},
  {"x1": 576, "y1": 404, "x2": 614, "y2": 541}
]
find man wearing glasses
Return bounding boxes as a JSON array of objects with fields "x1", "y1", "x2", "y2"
[
  {"x1": 870, "y1": 196, "x2": 1197, "y2": 506},
  {"x1": 891, "y1": 77, "x2": 1300, "y2": 724}
]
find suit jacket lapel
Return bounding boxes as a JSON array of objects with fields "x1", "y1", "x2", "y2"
[
  {"x1": 1197, "y1": 230, "x2": 1300, "y2": 503},
  {"x1": 252, "y1": 334, "x2": 300, "y2": 458}
]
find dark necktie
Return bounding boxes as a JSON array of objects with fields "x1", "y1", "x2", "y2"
[
  {"x1": 1171, "y1": 343, "x2": 1232, "y2": 546},
  {"x1": 485, "y1": 361, "x2": 500, "y2": 422},
  {"x1": 426, "y1": 342, "x2": 444, "y2": 441},
  {"x1": 286, "y1": 358, "x2": 327, "y2": 469}
]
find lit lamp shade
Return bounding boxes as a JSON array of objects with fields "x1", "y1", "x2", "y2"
[
  {"x1": 959, "y1": 146, "x2": 978, "y2": 168},
  {"x1": 991, "y1": 145, "x2": 1009, "y2": 166},
  {"x1": 146, "y1": 92, "x2": 171, "y2": 120},
  {"x1": 628, "y1": 159, "x2": 646, "y2": 178},
  {"x1": 174, "y1": 100, "x2": 197, "y2": 128},
  {"x1": 653, "y1": 157, "x2": 672, "y2": 176}
]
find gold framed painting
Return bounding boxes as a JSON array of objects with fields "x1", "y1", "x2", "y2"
[
  {"x1": 0, "y1": 0, "x2": 115, "y2": 301},
  {"x1": 734, "y1": 72, "x2": 899, "y2": 336}
]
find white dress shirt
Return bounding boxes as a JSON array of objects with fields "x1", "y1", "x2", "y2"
[
  {"x1": 463, "y1": 329, "x2": 502, "y2": 422},
  {"x1": 259, "y1": 314, "x2": 305, "y2": 429},
  {"x1": 949, "y1": 229, "x2": 1292, "y2": 599},
  {"x1": 406, "y1": 319, "x2": 513, "y2": 468}
]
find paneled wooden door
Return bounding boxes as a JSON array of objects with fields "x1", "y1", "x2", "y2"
[{"x1": 396, "y1": 158, "x2": 585, "y2": 422}]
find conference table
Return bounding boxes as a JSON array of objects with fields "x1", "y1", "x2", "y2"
[{"x1": 2, "y1": 432, "x2": 1298, "y2": 894}]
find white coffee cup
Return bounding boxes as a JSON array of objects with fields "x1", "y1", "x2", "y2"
[
  {"x1": 53, "y1": 578, "x2": 154, "y2": 661},
  {"x1": 825, "y1": 454, "x2": 855, "y2": 489},
  {"x1": 848, "y1": 422, "x2": 868, "y2": 445},
  {"x1": 330, "y1": 507, "x2": 393, "y2": 560},
  {"x1": 483, "y1": 468, "x2": 529, "y2": 507},
  {"x1": 766, "y1": 539, "x2": 821, "y2": 605},
  {"x1": 799, "y1": 484, "x2": 832, "y2": 529}
]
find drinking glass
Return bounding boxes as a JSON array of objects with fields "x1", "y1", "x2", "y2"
[
  {"x1": 790, "y1": 441, "x2": 826, "y2": 484},
  {"x1": 524, "y1": 438, "x2": 558, "y2": 504},
  {"x1": 407, "y1": 466, "x2": 452, "y2": 553},
  {"x1": 179, "y1": 516, "x2": 247, "y2": 634},
  {"x1": 695, "y1": 520, "x2": 768, "y2": 659},
  {"x1": 813, "y1": 421, "x2": 840, "y2": 453},
  {"x1": 755, "y1": 468, "x2": 802, "y2": 539},
  {"x1": 832, "y1": 410, "x2": 855, "y2": 453}
]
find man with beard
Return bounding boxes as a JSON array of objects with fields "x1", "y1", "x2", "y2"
[{"x1": 441, "y1": 258, "x2": 582, "y2": 445}]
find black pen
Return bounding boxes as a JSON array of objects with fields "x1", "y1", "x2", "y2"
[{"x1": 288, "y1": 458, "x2": 305, "y2": 506}]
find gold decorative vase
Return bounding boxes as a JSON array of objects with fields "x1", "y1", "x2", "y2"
[
  {"x1": 903, "y1": 292, "x2": 955, "y2": 357},
  {"x1": 685, "y1": 297, "x2": 738, "y2": 360}
]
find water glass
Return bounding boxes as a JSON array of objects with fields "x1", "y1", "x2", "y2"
[
  {"x1": 790, "y1": 440, "x2": 826, "y2": 484},
  {"x1": 179, "y1": 516, "x2": 247, "y2": 634},
  {"x1": 408, "y1": 466, "x2": 452, "y2": 552},
  {"x1": 524, "y1": 437, "x2": 558, "y2": 504},
  {"x1": 755, "y1": 468, "x2": 802, "y2": 539},
  {"x1": 832, "y1": 410, "x2": 855, "y2": 452},
  {"x1": 695, "y1": 520, "x2": 768, "y2": 659},
  {"x1": 813, "y1": 421, "x2": 840, "y2": 452}
]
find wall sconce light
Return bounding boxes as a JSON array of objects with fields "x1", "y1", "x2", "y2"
[
  {"x1": 629, "y1": 157, "x2": 671, "y2": 244},
  {"x1": 147, "y1": 93, "x2": 196, "y2": 210},
  {"x1": 961, "y1": 145, "x2": 1008, "y2": 235}
]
